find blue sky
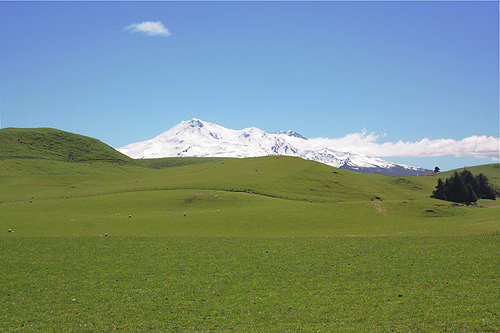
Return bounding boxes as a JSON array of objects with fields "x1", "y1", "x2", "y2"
[{"x1": 1, "y1": 1, "x2": 498, "y2": 171}]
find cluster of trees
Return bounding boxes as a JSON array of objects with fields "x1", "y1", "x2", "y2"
[{"x1": 431, "y1": 170, "x2": 497, "y2": 204}]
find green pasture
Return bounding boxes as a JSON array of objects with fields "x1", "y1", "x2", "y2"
[
  {"x1": 2, "y1": 189, "x2": 500, "y2": 238},
  {"x1": 1, "y1": 237, "x2": 499, "y2": 331}
]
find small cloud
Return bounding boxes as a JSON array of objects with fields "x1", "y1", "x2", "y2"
[{"x1": 123, "y1": 21, "x2": 171, "y2": 37}]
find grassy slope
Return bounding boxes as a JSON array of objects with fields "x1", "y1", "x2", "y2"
[
  {"x1": 133, "y1": 156, "x2": 233, "y2": 169},
  {"x1": 379, "y1": 163, "x2": 500, "y2": 208},
  {"x1": 0, "y1": 127, "x2": 131, "y2": 162},
  {"x1": 368, "y1": 163, "x2": 500, "y2": 191},
  {"x1": 1, "y1": 154, "x2": 408, "y2": 203},
  {"x1": 60, "y1": 156, "x2": 418, "y2": 202},
  {"x1": 0, "y1": 128, "x2": 234, "y2": 200},
  {"x1": 2, "y1": 188, "x2": 499, "y2": 237},
  {"x1": 0, "y1": 128, "x2": 147, "y2": 201},
  {"x1": 0, "y1": 158, "x2": 147, "y2": 201}
]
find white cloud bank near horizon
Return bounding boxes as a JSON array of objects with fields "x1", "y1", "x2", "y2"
[
  {"x1": 306, "y1": 132, "x2": 500, "y2": 160},
  {"x1": 123, "y1": 21, "x2": 171, "y2": 37}
]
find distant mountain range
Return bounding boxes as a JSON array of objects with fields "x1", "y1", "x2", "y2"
[{"x1": 118, "y1": 119, "x2": 433, "y2": 176}]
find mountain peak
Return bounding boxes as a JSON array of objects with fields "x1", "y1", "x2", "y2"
[
  {"x1": 118, "y1": 119, "x2": 432, "y2": 176},
  {"x1": 184, "y1": 118, "x2": 205, "y2": 128},
  {"x1": 273, "y1": 130, "x2": 307, "y2": 140}
]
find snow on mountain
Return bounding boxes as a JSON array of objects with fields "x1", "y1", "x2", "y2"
[
  {"x1": 118, "y1": 118, "x2": 432, "y2": 176},
  {"x1": 272, "y1": 130, "x2": 307, "y2": 140}
]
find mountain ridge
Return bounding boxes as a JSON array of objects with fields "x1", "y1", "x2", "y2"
[{"x1": 118, "y1": 119, "x2": 432, "y2": 176}]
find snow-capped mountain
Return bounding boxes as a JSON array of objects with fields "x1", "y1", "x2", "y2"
[{"x1": 118, "y1": 118, "x2": 432, "y2": 176}]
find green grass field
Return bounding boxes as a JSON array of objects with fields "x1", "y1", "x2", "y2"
[
  {"x1": 1, "y1": 237, "x2": 499, "y2": 331},
  {"x1": 1, "y1": 128, "x2": 499, "y2": 331}
]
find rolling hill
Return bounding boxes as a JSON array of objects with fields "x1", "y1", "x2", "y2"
[{"x1": 0, "y1": 127, "x2": 131, "y2": 162}]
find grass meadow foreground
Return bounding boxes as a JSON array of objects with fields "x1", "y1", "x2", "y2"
[{"x1": 1, "y1": 236, "x2": 499, "y2": 331}]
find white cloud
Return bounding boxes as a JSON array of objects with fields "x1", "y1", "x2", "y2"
[
  {"x1": 305, "y1": 132, "x2": 500, "y2": 160},
  {"x1": 123, "y1": 21, "x2": 171, "y2": 37}
]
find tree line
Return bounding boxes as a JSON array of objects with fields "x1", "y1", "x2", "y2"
[{"x1": 431, "y1": 170, "x2": 497, "y2": 204}]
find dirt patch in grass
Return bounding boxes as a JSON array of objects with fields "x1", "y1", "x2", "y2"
[
  {"x1": 373, "y1": 203, "x2": 386, "y2": 212},
  {"x1": 185, "y1": 192, "x2": 204, "y2": 203}
]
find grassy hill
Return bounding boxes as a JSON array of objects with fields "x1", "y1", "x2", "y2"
[
  {"x1": 60, "y1": 155, "x2": 420, "y2": 202},
  {"x1": 378, "y1": 163, "x2": 500, "y2": 208},
  {"x1": 133, "y1": 156, "x2": 233, "y2": 169},
  {"x1": 0, "y1": 127, "x2": 131, "y2": 162},
  {"x1": 0, "y1": 128, "x2": 147, "y2": 201},
  {"x1": 0, "y1": 128, "x2": 233, "y2": 201}
]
